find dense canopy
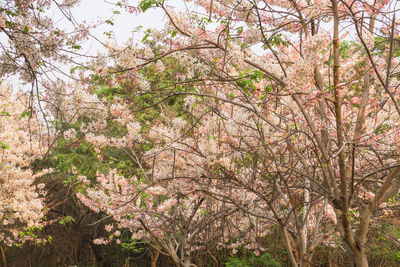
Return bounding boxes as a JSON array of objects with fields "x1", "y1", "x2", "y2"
[{"x1": 0, "y1": 0, "x2": 399, "y2": 266}]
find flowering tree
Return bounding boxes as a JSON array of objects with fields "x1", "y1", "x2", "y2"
[
  {"x1": 71, "y1": 91, "x2": 279, "y2": 266},
  {"x1": 0, "y1": 0, "x2": 107, "y2": 153},
  {"x1": 74, "y1": 0, "x2": 400, "y2": 266},
  {"x1": 0, "y1": 0, "x2": 88, "y2": 82},
  {"x1": 0, "y1": 84, "x2": 52, "y2": 246}
]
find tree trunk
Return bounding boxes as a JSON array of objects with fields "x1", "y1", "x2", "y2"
[
  {"x1": 303, "y1": 251, "x2": 315, "y2": 267},
  {"x1": 182, "y1": 258, "x2": 192, "y2": 267},
  {"x1": 151, "y1": 249, "x2": 160, "y2": 267},
  {"x1": 354, "y1": 249, "x2": 368, "y2": 267},
  {"x1": 180, "y1": 238, "x2": 192, "y2": 267},
  {"x1": 170, "y1": 255, "x2": 181, "y2": 267},
  {"x1": 341, "y1": 237, "x2": 369, "y2": 267},
  {"x1": 281, "y1": 225, "x2": 299, "y2": 267},
  {"x1": 0, "y1": 246, "x2": 6, "y2": 267},
  {"x1": 198, "y1": 253, "x2": 205, "y2": 267}
]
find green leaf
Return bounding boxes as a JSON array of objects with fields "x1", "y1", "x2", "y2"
[
  {"x1": 264, "y1": 85, "x2": 272, "y2": 92},
  {"x1": 142, "y1": 33, "x2": 150, "y2": 42},
  {"x1": 71, "y1": 45, "x2": 82, "y2": 50},
  {"x1": 20, "y1": 109, "x2": 32, "y2": 119},
  {"x1": 58, "y1": 215, "x2": 75, "y2": 225},
  {"x1": 171, "y1": 30, "x2": 177, "y2": 38},
  {"x1": 140, "y1": 0, "x2": 157, "y2": 12},
  {"x1": 0, "y1": 141, "x2": 10, "y2": 149},
  {"x1": 5, "y1": 10, "x2": 18, "y2": 17},
  {"x1": 106, "y1": 20, "x2": 114, "y2": 26},
  {"x1": 70, "y1": 66, "x2": 80, "y2": 74}
]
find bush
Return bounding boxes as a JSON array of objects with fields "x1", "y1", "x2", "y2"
[{"x1": 225, "y1": 252, "x2": 280, "y2": 267}]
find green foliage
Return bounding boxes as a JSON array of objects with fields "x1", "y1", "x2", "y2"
[
  {"x1": 121, "y1": 241, "x2": 145, "y2": 253},
  {"x1": 225, "y1": 252, "x2": 280, "y2": 267},
  {"x1": 374, "y1": 123, "x2": 391, "y2": 135},
  {"x1": 139, "y1": 0, "x2": 159, "y2": 12},
  {"x1": 0, "y1": 141, "x2": 9, "y2": 149},
  {"x1": 372, "y1": 36, "x2": 400, "y2": 60},
  {"x1": 105, "y1": 19, "x2": 114, "y2": 26},
  {"x1": 142, "y1": 28, "x2": 151, "y2": 42},
  {"x1": 58, "y1": 215, "x2": 75, "y2": 225},
  {"x1": 17, "y1": 226, "x2": 44, "y2": 242},
  {"x1": 70, "y1": 65, "x2": 85, "y2": 74},
  {"x1": 19, "y1": 109, "x2": 32, "y2": 119},
  {"x1": 50, "y1": 137, "x2": 99, "y2": 180},
  {"x1": 369, "y1": 222, "x2": 400, "y2": 265},
  {"x1": 261, "y1": 33, "x2": 288, "y2": 49},
  {"x1": 395, "y1": 251, "x2": 400, "y2": 262},
  {"x1": 339, "y1": 40, "x2": 356, "y2": 58},
  {"x1": 0, "y1": 110, "x2": 10, "y2": 116},
  {"x1": 236, "y1": 69, "x2": 263, "y2": 96},
  {"x1": 71, "y1": 45, "x2": 82, "y2": 50}
]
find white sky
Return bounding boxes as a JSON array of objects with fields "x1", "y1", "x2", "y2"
[
  {"x1": 2, "y1": 0, "x2": 183, "y2": 89},
  {"x1": 69, "y1": 0, "x2": 170, "y2": 54}
]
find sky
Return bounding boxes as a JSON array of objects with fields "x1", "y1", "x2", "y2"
[
  {"x1": 2, "y1": 0, "x2": 184, "y2": 90},
  {"x1": 68, "y1": 0, "x2": 171, "y2": 55},
  {"x1": 3, "y1": 0, "x2": 268, "y2": 90}
]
